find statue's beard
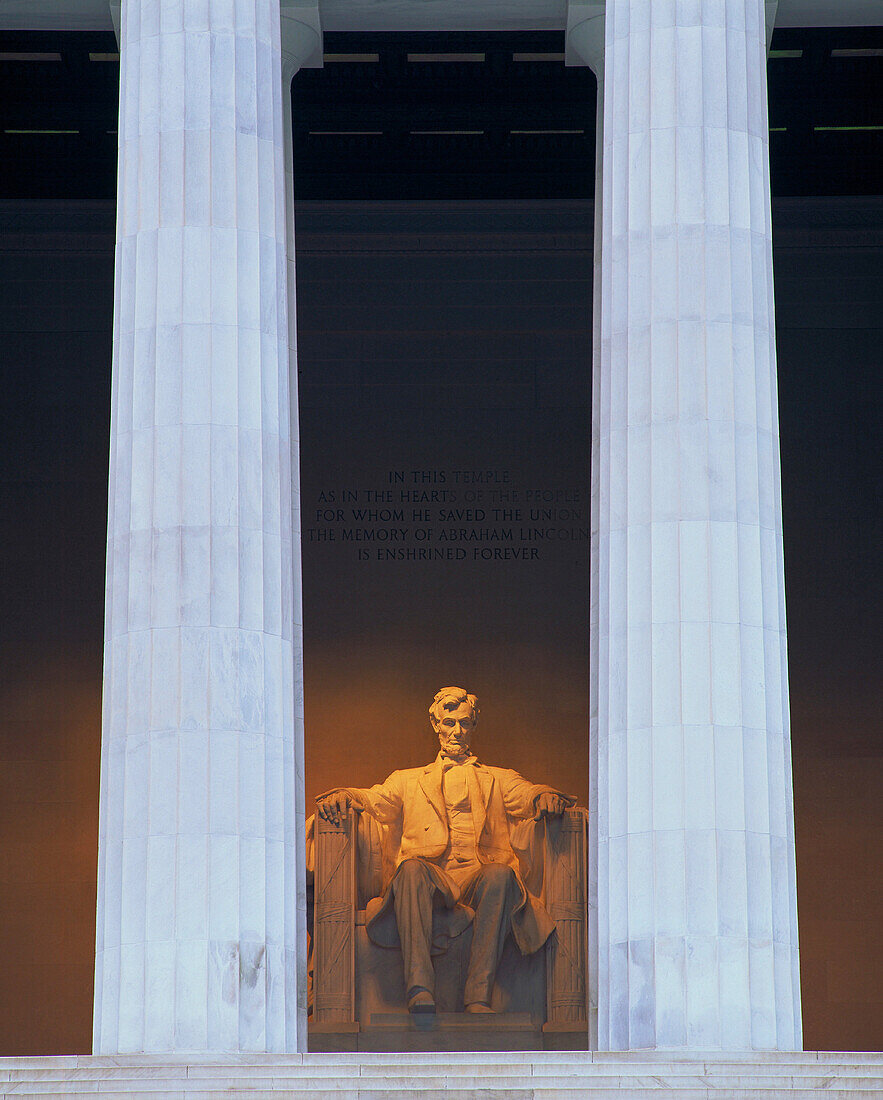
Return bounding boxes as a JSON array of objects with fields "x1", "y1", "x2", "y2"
[{"x1": 440, "y1": 738, "x2": 470, "y2": 759}]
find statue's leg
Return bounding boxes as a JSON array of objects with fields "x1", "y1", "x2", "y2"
[
  {"x1": 391, "y1": 859, "x2": 437, "y2": 1004},
  {"x1": 461, "y1": 864, "x2": 520, "y2": 1009}
]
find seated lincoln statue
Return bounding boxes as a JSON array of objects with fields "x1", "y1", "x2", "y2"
[{"x1": 315, "y1": 686, "x2": 575, "y2": 1016}]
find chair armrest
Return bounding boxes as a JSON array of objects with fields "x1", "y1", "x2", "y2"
[
  {"x1": 543, "y1": 806, "x2": 589, "y2": 1027},
  {"x1": 313, "y1": 806, "x2": 358, "y2": 1024}
]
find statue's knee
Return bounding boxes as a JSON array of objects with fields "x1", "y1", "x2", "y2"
[
  {"x1": 481, "y1": 863, "x2": 516, "y2": 891},
  {"x1": 394, "y1": 859, "x2": 429, "y2": 892}
]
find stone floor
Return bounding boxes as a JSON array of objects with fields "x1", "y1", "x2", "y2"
[{"x1": 1, "y1": 1051, "x2": 882, "y2": 1098}]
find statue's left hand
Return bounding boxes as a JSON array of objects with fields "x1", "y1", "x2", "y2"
[
  {"x1": 316, "y1": 790, "x2": 356, "y2": 826},
  {"x1": 533, "y1": 792, "x2": 570, "y2": 820}
]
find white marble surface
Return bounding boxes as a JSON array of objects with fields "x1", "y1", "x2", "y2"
[
  {"x1": 278, "y1": 7, "x2": 323, "y2": 1060},
  {"x1": 94, "y1": 0, "x2": 304, "y2": 1054},
  {"x1": 1, "y1": 1052, "x2": 881, "y2": 1097},
  {"x1": 591, "y1": 0, "x2": 801, "y2": 1051},
  {"x1": 565, "y1": 0, "x2": 604, "y2": 1055}
]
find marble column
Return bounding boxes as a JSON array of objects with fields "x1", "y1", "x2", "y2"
[
  {"x1": 566, "y1": 0, "x2": 605, "y2": 1052},
  {"x1": 593, "y1": 0, "x2": 802, "y2": 1050},
  {"x1": 94, "y1": 0, "x2": 304, "y2": 1053},
  {"x1": 279, "y1": 0, "x2": 322, "y2": 1050}
]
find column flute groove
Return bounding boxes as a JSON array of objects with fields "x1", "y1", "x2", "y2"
[{"x1": 279, "y1": 1, "x2": 322, "y2": 1051}]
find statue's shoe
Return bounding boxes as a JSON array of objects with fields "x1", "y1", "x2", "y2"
[
  {"x1": 408, "y1": 990, "x2": 436, "y2": 1014},
  {"x1": 465, "y1": 1002, "x2": 495, "y2": 1013}
]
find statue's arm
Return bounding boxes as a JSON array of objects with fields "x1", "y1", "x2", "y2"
[
  {"x1": 316, "y1": 772, "x2": 404, "y2": 826},
  {"x1": 499, "y1": 769, "x2": 577, "y2": 820}
]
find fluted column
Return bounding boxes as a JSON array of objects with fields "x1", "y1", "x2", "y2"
[
  {"x1": 567, "y1": 0, "x2": 605, "y2": 1051},
  {"x1": 279, "y1": 0, "x2": 322, "y2": 1051},
  {"x1": 594, "y1": 0, "x2": 801, "y2": 1050},
  {"x1": 94, "y1": 0, "x2": 303, "y2": 1052}
]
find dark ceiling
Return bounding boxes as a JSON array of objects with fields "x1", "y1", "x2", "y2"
[{"x1": 0, "y1": 26, "x2": 880, "y2": 200}]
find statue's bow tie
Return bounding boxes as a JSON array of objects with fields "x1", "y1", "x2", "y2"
[{"x1": 440, "y1": 754, "x2": 478, "y2": 771}]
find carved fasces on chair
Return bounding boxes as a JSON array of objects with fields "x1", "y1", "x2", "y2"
[
  {"x1": 543, "y1": 807, "x2": 588, "y2": 1026},
  {"x1": 313, "y1": 807, "x2": 357, "y2": 1024}
]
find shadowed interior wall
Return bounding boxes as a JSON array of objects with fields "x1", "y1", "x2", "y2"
[
  {"x1": 0, "y1": 202, "x2": 110, "y2": 1054},
  {"x1": 295, "y1": 202, "x2": 592, "y2": 809},
  {"x1": 0, "y1": 196, "x2": 880, "y2": 1054},
  {"x1": 773, "y1": 199, "x2": 883, "y2": 1052}
]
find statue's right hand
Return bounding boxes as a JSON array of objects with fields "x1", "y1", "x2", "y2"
[{"x1": 316, "y1": 791, "x2": 353, "y2": 826}]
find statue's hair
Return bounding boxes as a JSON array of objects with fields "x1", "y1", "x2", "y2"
[{"x1": 429, "y1": 686, "x2": 479, "y2": 727}]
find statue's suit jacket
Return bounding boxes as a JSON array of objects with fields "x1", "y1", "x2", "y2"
[{"x1": 326, "y1": 757, "x2": 574, "y2": 955}]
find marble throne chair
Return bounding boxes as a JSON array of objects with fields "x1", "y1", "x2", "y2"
[{"x1": 306, "y1": 805, "x2": 590, "y2": 1051}]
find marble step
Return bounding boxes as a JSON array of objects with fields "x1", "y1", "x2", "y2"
[
  {"x1": 5, "y1": 1052, "x2": 882, "y2": 1063},
  {"x1": 3, "y1": 1088, "x2": 883, "y2": 1100},
  {"x1": 6, "y1": 1074, "x2": 883, "y2": 1085},
  {"x1": 3, "y1": 1055, "x2": 882, "y2": 1098},
  {"x1": 5, "y1": 1064, "x2": 883, "y2": 1078}
]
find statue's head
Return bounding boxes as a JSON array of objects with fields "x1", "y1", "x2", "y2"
[{"x1": 429, "y1": 686, "x2": 479, "y2": 761}]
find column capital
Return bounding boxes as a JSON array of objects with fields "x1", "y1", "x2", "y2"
[
  {"x1": 565, "y1": 0, "x2": 604, "y2": 76},
  {"x1": 567, "y1": 1, "x2": 778, "y2": 72},
  {"x1": 108, "y1": 1, "x2": 119, "y2": 47},
  {"x1": 281, "y1": 0, "x2": 324, "y2": 81},
  {"x1": 766, "y1": 0, "x2": 779, "y2": 54}
]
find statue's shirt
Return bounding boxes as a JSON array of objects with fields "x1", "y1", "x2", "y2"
[{"x1": 440, "y1": 753, "x2": 481, "y2": 886}]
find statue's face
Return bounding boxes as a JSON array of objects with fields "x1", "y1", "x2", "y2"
[{"x1": 434, "y1": 701, "x2": 476, "y2": 760}]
